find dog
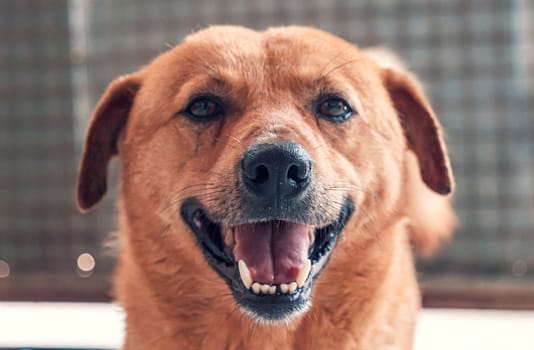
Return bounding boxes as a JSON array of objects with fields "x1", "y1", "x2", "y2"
[{"x1": 77, "y1": 26, "x2": 455, "y2": 349}]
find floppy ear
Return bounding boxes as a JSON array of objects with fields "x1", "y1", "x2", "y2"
[
  {"x1": 76, "y1": 73, "x2": 142, "y2": 212},
  {"x1": 381, "y1": 68, "x2": 454, "y2": 195}
]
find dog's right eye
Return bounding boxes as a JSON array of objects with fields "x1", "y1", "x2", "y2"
[{"x1": 183, "y1": 96, "x2": 224, "y2": 121}]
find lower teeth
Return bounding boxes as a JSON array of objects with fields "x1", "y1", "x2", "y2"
[{"x1": 238, "y1": 259, "x2": 312, "y2": 295}]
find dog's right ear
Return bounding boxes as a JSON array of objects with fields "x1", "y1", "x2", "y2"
[{"x1": 76, "y1": 73, "x2": 142, "y2": 212}]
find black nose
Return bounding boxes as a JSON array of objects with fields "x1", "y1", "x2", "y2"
[{"x1": 241, "y1": 142, "x2": 312, "y2": 202}]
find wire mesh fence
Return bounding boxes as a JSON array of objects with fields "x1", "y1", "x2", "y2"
[{"x1": 1, "y1": 0, "x2": 533, "y2": 306}]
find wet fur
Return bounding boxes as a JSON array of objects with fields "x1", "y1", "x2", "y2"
[{"x1": 77, "y1": 26, "x2": 455, "y2": 349}]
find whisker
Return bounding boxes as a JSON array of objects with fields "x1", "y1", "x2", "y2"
[
  {"x1": 228, "y1": 134, "x2": 247, "y2": 151},
  {"x1": 316, "y1": 48, "x2": 350, "y2": 81},
  {"x1": 318, "y1": 58, "x2": 362, "y2": 81}
]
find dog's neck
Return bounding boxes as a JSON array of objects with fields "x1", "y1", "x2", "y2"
[{"x1": 115, "y1": 214, "x2": 419, "y2": 349}]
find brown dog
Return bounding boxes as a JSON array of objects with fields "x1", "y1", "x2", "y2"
[{"x1": 77, "y1": 26, "x2": 455, "y2": 349}]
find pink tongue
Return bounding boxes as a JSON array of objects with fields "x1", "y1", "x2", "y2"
[{"x1": 233, "y1": 221, "x2": 310, "y2": 284}]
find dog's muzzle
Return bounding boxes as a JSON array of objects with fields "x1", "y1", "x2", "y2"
[{"x1": 181, "y1": 142, "x2": 354, "y2": 322}]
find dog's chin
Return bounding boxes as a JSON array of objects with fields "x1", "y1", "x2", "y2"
[{"x1": 180, "y1": 198, "x2": 354, "y2": 323}]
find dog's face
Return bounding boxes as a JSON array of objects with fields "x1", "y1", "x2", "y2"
[{"x1": 77, "y1": 26, "x2": 452, "y2": 322}]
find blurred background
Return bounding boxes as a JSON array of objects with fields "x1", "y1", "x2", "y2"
[{"x1": 0, "y1": 0, "x2": 533, "y2": 310}]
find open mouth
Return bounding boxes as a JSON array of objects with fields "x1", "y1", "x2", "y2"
[{"x1": 181, "y1": 198, "x2": 354, "y2": 322}]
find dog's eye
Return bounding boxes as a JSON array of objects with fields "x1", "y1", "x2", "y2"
[
  {"x1": 316, "y1": 97, "x2": 353, "y2": 122},
  {"x1": 184, "y1": 96, "x2": 223, "y2": 121}
]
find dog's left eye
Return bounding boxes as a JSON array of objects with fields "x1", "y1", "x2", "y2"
[
  {"x1": 184, "y1": 96, "x2": 224, "y2": 121},
  {"x1": 316, "y1": 97, "x2": 354, "y2": 122}
]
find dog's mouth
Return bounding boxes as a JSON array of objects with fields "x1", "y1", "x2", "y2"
[{"x1": 181, "y1": 198, "x2": 354, "y2": 322}]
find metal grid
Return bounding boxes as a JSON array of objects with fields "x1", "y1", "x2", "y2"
[
  {"x1": 0, "y1": 0, "x2": 116, "y2": 300},
  {"x1": 1, "y1": 0, "x2": 533, "y2": 304}
]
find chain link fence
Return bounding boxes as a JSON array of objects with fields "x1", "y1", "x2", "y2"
[{"x1": 1, "y1": 0, "x2": 533, "y2": 307}]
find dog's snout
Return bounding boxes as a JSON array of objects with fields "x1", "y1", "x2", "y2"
[{"x1": 241, "y1": 142, "x2": 312, "y2": 201}]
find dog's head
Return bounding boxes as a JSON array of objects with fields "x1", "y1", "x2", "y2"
[{"x1": 77, "y1": 26, "x2": 453, "y2": 322}]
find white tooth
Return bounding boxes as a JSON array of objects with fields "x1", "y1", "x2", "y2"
[
  {"x1": 296, "y1": 259, "x2": 312, "y2": 288},
  {"x1": 288, "y1": 282, "x2": 298, "y2": 293},
  {"x1": 308, "y1": 228, "x2": 315, "y2": 245},
  {"x1": 260, "y1": 284, "x2": 271, "y2": 294},
  {"x1": 238, "y1": 260, "x2": 253, "y2": 289},
  {"x1": 268, "y1": 285, "x2": 276, "y2": 294},
  {"x1": 252, "y1": 282, "x2": 261, "y2": 294},
  {"x1": 224, "y1": 226, "x2": 234, "y2": 247},
  {"x1": 280, "y1": 283, "x2": 289, "y2": 293}
]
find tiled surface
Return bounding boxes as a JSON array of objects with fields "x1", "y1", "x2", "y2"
[{"x1": 0, "y1": 0, "x2": 533, "y2": 298}]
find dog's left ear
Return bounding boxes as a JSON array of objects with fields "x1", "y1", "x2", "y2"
[
  {"x1": 381, "y1": 68, "x2": 454, "y2": 195},
  {"x1": 76, "y1": 73, "x2": 142, "y2": 212}
]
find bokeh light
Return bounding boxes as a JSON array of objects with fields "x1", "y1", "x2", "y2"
[
  {"x1": 77, "y1": 253, "x2": 95, "y2": 278},
  {"x1": 0, "y1": 260, "x2": 9, "y2": 278}
]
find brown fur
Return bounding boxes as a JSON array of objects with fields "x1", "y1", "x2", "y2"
[{"x1": 77, "y1": 26, "x2": 455, "y2": 349}]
